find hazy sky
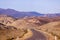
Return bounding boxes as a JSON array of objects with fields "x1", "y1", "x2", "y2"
[{"x1": 0, "y1": 0, "x2": 60, "y2": 14}]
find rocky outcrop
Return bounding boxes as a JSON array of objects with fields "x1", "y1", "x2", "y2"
[{"x1": 0, "y1": 14, "x2": 16, "y2": 26}]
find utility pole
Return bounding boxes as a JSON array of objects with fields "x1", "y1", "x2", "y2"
[{"x1": 55, "y1": 36, "x2": 57, "y2": 40}]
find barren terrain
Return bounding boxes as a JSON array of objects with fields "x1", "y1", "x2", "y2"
[{"x1": 0, "y1": 15, "x2": 60, "y2": 40}]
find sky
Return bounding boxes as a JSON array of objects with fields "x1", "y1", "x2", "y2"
[{"x1": 0, "y1": 0, "x2": 60, "y2": 14}]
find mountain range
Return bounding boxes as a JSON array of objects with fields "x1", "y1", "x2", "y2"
[
  {"x1": 0, "y1": 8, "x2": 60, "y2": 18},
  {"x1": 0, "y1": 8, "x2": 60, "y2": 40}
]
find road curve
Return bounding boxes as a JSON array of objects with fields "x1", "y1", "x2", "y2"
[{"x1": 26, "y1": 29, "x2": 47, "y2": 40}]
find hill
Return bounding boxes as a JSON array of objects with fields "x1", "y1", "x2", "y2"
[
  {"x1": 0, "y1": 14, "x2": 60, "y2": 40},
  {"x1": 0, "y1": 14, "x2": 16, "y2": 26},
  {"x1": 37, "y1": 21, "x2": 60, "y2": 40}
]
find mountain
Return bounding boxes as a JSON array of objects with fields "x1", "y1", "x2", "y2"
[
  {"x1": 0, "y1": 8, "x2": 44, "y2": 18},
  {"x1": 45, "y1": 13, "x2": 60, "y2": 17},
  {"x1": 0, "y1": 8, "x2": 60, "y2": 18}
]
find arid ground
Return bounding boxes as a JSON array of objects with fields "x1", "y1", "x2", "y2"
[{"x1": 0, "y1": 15, "x2": 60, "y2": 40}]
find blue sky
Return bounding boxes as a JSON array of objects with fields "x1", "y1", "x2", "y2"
[{"x1": 0, "y1": 0, "x2": 60, "y2": 14}]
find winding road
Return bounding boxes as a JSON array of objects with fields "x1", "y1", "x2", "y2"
[{"x1": 26, "y1": 29, "x2": 47, "y2": 40}]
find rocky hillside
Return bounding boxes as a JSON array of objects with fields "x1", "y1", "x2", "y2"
[
  {"x1": 0, "y1": 14, "x2": 16, "y2": 26},
  {"x1": 0, "y1": 23, "x2": 26, "y2": 40},
  {"x1": 0, "y1": 14, "x2": 60, "y2": 40},
  {"x1": 37, "y1": 21, "x2": 60, "y2": 40}
]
